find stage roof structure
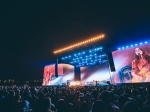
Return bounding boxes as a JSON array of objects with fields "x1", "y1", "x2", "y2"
[{"x1": 53, "y1": 34, "x2": 109, "y2": 67}]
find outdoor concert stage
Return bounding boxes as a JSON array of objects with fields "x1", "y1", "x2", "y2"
[{"x1": 42, "y1": 34, "x2": 150, "y2": 87}]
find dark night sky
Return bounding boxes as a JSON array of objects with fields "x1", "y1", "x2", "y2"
[{"x1": 0, "y1": 1, "x2": 150, "y2": 79}]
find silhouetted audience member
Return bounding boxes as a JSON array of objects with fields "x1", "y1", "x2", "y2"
[
  {"x1": 122, "y1": 101, "x2": 139, "y2": 112},
  {"x1": 117, "y1": 95, "x2": 128, "y2": 111},
  {"x1": 79, "y1": 101, "x2": 88, "y2": 112},
  {"x1": 92, "y1": 100, "x2": 105, "y2": 112},
  {"x1": 40, "y1": 97, "x2": 51, "y2": 112},
  {"x1": 56, "y1": 99, "x2": 67, "y2": 112}
]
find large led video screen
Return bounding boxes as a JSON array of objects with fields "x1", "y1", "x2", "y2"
[
  {"x1": 61, "y1": 64, "x2": 74, "y2": 84},
  {"x1": 42, "y1": 64, "x2": 74, "y2": 86},
  {"x1": 81, "y1": 63, "x2": 110, "y2": 85},
  {"x1": 112, "y1": 43, "x2": 150, "y2": 83}
]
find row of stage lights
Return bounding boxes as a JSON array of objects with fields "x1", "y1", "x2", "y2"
[
  {"x1": 71, "y1": 54, "x2": 107, "y2": 62},
  {"x1": 76, "y1": 60, "x2": 108, "y2": 67},
  {"x1": 61, "y1": 46, "x2": 107, "y2": 67},
  {"x1": 54, "y1": 34, "x2": 105, "y2": 54},
  {"x1": 118, "y1": 41, "x2": 149, "y2": 50},
  {"x1": 62, "y1": 47, "x2": 103, "y2": 60},
  {"x1": 70, "y1": 56, "x2": 106, "y2": 63}
]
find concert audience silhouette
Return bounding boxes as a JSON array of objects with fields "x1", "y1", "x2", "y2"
[{"x1": 0, "y1": 85, "x2": 150, "y2": 112}]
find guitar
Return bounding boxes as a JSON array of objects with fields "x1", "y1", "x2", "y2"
[{"x1": 132, "y1": 66, "x2": 150, "y2": 82}]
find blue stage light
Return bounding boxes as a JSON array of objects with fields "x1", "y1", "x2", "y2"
[
  {"x1": 94, "y1": 54, "x2": 97, "y2": 55},
  {"x1": 100, "y1": 47, "x2": 102, "y2": 49},
  {"x1": 126, "y1": 46, "x2": 129, "y2": 48},
  {"x1": 140, "y1": 42, "x2": 143, "y2": 45},
  {"x1": 145, "y1": 41, "x2": 148, "y2": 43},
  {"x1": 135, "y1": 44, "x2": 138, "y2": 46},
  {"x1": 122, "y1": 47, "x2": 125, "y2": 49},
  {"x1": 89, "y1": 50, "x2": 92, "y2": 53},
  {"x1": 118, "y1": 48, "x2": 121, "y2": 50},
  {"x1": 130, "y1": 45, "x2": 133, "y2": 47},
  {"x1": 102, "y1": 54, "x2": 106, "y2": 56}
]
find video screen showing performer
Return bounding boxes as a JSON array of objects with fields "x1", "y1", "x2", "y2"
[
  {"x1": 42, "y1": 65, "x2": 55, "y2": 86},
  {"x1": 81, "y1": 64, "x2": 110, "y2": 86},
  {"x1": 42, "y1": 64, "x2": 73, "y2": 86},
  {"x1": 112, "y1": 43, "x2": 150, "y2": 83},
  {"x1": 131, "y1": 48, "x2": 150, "y2": 82}
]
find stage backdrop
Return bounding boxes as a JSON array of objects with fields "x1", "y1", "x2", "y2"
[
  {"x1": 111, "y1": 43, "x2": 150, "y2": 84},
  {"x1": 42, "y1": 64, "x2": 74, "y2": 86},
  {"x1": 81, "y1": 63, "x2": 110, "y2": 85}
]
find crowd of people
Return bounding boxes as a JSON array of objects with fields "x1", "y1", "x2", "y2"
[{"x1": 0, "y1": 85, "x2": 150, "y2": 112}]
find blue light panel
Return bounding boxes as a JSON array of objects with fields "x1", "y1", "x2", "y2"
[
  {"x1": 117, "y1": 40, "x2": 149, "y2": 50},
  {"x1": 61, "y1": 46, "x2": 107, "y2": 67}
]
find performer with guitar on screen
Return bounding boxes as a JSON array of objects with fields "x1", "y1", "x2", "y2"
[
  {"x1": 131, "y1": 48, "x2": 150, "y2": 82},
  {"x1": 43, "y1": 67, "x2": 52, "y2": 85}
]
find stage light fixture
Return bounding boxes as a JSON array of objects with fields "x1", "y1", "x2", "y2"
[
  {"x1": 54, "y1": 34, "x2": 105, "y2": 54},
  {"x1": 117, "y1": 40, "x2": 150, "y2": 51},
  {"x1": 61, "y1": 46, "x2": 107, "y2": 67}
]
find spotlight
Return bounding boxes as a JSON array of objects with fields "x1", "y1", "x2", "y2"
[{"x1": 145, "y1": 41, "x2": 148, "y2": 43}]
